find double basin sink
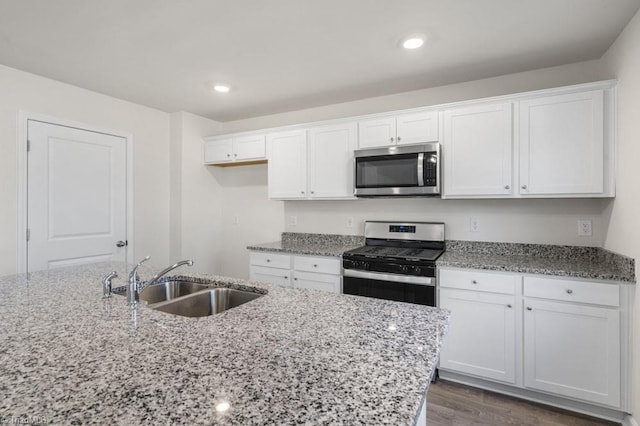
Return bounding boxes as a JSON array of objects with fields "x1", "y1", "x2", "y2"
[{"x1": 123, "y1": 280, "x2": 264, "y2": 317}]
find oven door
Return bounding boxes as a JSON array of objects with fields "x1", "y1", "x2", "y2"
[{"x1": 343, "y1": 269, "x2": 436, "y2": 307}]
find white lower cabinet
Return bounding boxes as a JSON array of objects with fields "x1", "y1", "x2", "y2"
[
  {"x1": 439, "y1": 269, "x2": 518, "y2": 384},
  {"x1": 440, "y1": 288, "x2": 517, "y2": 384},
  {"x1": 249, "y1": 251, "x2": 341, "y2": 293},
  {"x1": 439, "y1": 268, "x2": 628, "y2": 412},
  {"x1": 523, "y1": 278, "x2": 621, "y2": 407}
]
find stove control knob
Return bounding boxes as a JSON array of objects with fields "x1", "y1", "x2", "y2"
[
  {"x1": 399, "y1": 265, "x2": 409, "y2": 273},
  {"x1": 362, "y1": 262, "x2": 370, "y2": 270},
  {"x1": 413, "y1": 266, "x2": 422, "y2": 275}
]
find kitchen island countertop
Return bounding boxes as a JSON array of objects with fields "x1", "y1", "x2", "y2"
[{"x1": 0, "y1": 263, "x2": 449, "y2": 425}]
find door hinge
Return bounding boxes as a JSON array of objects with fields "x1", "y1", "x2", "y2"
[
  {"x1": 26, "y1": 228, "x2": 30, "y2": 241},
  {"x1": 27, "y1": 140, "x2": 31, "y2": 152}
]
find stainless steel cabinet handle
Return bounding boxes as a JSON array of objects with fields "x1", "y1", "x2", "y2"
[
  {"x1": 507, "y1": 304, "x2": 512, "y2": 308},
  {"x1": 234, "y1": 153, "x2": 237, "y2": 157},
  {"x1": 504, "y1": 185, "x2": 510, "y2": 190},
  {"x1": 390, "y1": 137, "x2": 394, "y2": 142},
  {"x1": 313, "y1": 264, "x2": 318, "y2": 268},
  {"x1": 116, "y1": 240, "x2": 127, "y2": 247},
  {"x1": 310, "y1": 191, "x2": 315, "y2": 195},
  {"x1": 566, "y1": 289, "x2": 573, "y2": 294},
  {"x1": 397, "y1": 136, "x2": 401, "y2": 142},
  {"x1": 227, "y1": 153, "x2": 231, "y2": 157},
  {"x1": 266, "y1": 259, "x2": 271, "y2": 263},
  {"x1": 471, "y1": 280, "x2": 478, "y2": 284},
  {"x1": 294, "y1": 277, "x2": 298, "y2": 281},
  {"x1": 301, "y1": 191, "x2": 305, "y2": 195},
  {"x1": 526, "y1": 306, "x2": 533, "y2": 311},
  {"x1": 521, "y1": 185, "x2": 528, "y2": 190},
  {"x1": 284, "y1": 276, "x2": 288, "y2": 279}
]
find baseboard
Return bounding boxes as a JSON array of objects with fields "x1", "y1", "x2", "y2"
[{"x1": 439, "y1": 370, "x2": 628, "y2": 424}]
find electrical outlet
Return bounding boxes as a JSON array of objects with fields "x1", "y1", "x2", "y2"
[
  {"x1": 346, "y1": 217, "x2": 354, "y2": 228},
  {"x1": 288, "y1": 215, "x2": 297, "y2": 227},
  {"x1": 578, "y1": 219, "x2": 592, "y2": 236},
  {"x1": 469, "y1": 217, "x2": 480, "y2": 232}
]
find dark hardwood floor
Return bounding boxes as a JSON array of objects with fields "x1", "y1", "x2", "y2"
[{"x1": 426, "y1": 380, "x2": 619, "y2": 426}]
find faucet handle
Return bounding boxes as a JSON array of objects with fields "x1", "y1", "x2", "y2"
[{"x1": 102, "y1": 271, "x2": 118, "y2": 298}]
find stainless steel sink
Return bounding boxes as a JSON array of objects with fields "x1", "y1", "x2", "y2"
[
  {"x1": 139, "y1": 280, "x2": 209, "y2": 304},
  {"x1": 150, "y1": 288, "x2": 263, "y2": 317}
]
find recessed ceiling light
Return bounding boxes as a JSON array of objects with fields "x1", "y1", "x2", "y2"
[
  {"x1": 213, "y1": 84, "x2": 230, "y2": 93},
  {"x1": 402, "y1": 36, "x2": 425, "y2": 50}
]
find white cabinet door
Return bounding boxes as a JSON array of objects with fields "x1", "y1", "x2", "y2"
[
  {"x1": 358, "y1": 117, "x2": 396, "y2": 148},
  {"x1": 233, "y1": 134, "x2": 266, "y2": 161},
  {"x1": 250, "y1": 265, "x2": 292, "y2": 288},
  {"x1": 523, "y1": 298, "x2": 620, "y2": 407},
  {"x1": 293, "y1": 271, "x2": 341, "y2": 293},
  {"x1": 443, "y1": 103, "x2": 513, "y2": 197},
  {"x1": 204, "y1": 138, "x2": 233, "y2": 163},
  {"x1": 396, "y1": 111, "x2": 438, "y2": 145},
  {"x1": 267, "y1": 130, "x2": 307, "y2": 199},
  {"x1": 519, "y1": 90, "x2": 604, "y2": 195},
  {"x1": 308, "y1": 122, "x2": 356, "y2": 199},
  {"x1": 439, "y1": 288, "x2": 517, "y2": 384}
]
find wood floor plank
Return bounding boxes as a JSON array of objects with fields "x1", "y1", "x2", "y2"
[{"x1": 426, "y1": 380, "x2": 619, "y2": 426}]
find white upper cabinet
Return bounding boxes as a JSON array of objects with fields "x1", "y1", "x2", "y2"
[
  {"x1": 267, "y1": 130, "x2": 307, "y2": 199},
  {"x1": 358, "y1": 111, "x2": 438, "y2": 149},
  {"x1": 307, "y1": 122, "x2": 356, "y2": 199},
  {"x1": 443, "y1": 83, "x2": 614, "y2": 199},
  {"x1": 268, "y1": 122, "x2": 356, "y2": 200},
  {"x1": 203, "y1": 133, "x2": 266, "y2": 165},
  {"x1": 443, "y1": 103, "x2": 513, "y2": 197},
  {"x1": 519, "y1": 90, "x2": 604, "y2": 195}
]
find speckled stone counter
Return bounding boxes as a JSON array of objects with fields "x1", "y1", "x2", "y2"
[
  {"x1": 0, "y1": 263, "x2": 449, "y2": 425},
  {"x1": 247, "y1": 232, "x2": 364, "y2": 257},
  {"x1": 438, "y1": 241, "x2": 635, "y2": 283}
]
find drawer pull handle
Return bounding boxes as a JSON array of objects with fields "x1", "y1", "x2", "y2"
[
  {"x1": 294, "y1": 277, "x2": 298, "y2": 281},
  {"x1": 507, "y1": 304, "x2": 512, "y2": 308},
  {"x1": 566, "y1": 289, "x2": 573, "y2": 294},
  {"x1": 284, "y1": 276, "x2": 288, "y2": 279},
  {"x1": 266, "y1": 259, "x2": 271, "y2": 263},
  {"x1": 526, "y1": 306, "x2": 532, "y2": 311},
  {"x1": 471, "y1": 280, "x2": 478, "y2": 284},
  {"x1": 313, "y1": 264, "x2": 318, "y2": 268}
]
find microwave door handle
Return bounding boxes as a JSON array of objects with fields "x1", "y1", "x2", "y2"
[{"x1": 417, "y1": 153, "x2": 425, "y2": 187}]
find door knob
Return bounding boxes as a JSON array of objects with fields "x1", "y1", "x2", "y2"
[{"x1": 116, "y1": 240, "x2": 127, "y2": 247}]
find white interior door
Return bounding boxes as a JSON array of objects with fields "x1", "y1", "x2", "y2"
[{"x1": 27, "y1": 120, "x2": 127, "y2": 272}]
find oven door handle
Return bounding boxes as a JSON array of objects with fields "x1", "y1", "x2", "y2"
[{"x1": 343, "y1": 269, "x2": 434, "y2": 286}]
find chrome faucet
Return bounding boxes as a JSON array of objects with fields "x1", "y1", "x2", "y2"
[{"x1": 127, "y1": 256, "x2": 194, "y2": 306}]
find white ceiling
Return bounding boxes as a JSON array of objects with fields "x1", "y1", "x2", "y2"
[{"x1": 0, "y1": 0, "x2": 638, "y2": 122}]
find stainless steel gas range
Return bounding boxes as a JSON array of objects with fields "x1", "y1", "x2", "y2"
[{"x1": 342, "y1": 221, "x2": 444, "y2": 307}]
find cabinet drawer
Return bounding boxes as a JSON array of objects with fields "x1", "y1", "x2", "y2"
[
  {"x1": 293, "y1": 255, "x2": 340, "y2": 275},
  {"x1": 293, "y1": 271, "x2": 341, "y2": 293},
  {"x1": 439, "y1": 269, "x2": 518, "y2": 294},
  {"x1": 524, "y1": 277, "x2": 619, "y2": 307},
  {"x1": 250, "y1": 252, "x2": 291, "y2": 269}
]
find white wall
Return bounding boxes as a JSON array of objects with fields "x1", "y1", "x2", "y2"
[
  {"x1": 169, "y1": 112, "x2": 284, "y2": 278},
  {"x1": 170, "y1": 112, "x2": 223, "y2": 274},
  {"x1": 600, "y1": 7, "x2": 640, "y2": 421},
  {"x1": 284, "y1": 198, "x2": 610, "y2": 246},
  {"x1": 0, "y1": 64, "x2": 171, "y2": 276}
]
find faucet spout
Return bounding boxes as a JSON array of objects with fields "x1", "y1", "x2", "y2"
[{"x1": 144, "y1": 259, "x2": 194, "y2": 289}]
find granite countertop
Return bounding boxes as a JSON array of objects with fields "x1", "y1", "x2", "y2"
[
  {"x1": 438, "y1": 241, "x2": 636, "y2": 283},
  {"x1": 0, "y1": 263, "x2": 450, "y2": 425},
  {"x1": 247, "y1": 232, "x2": 364, "y2": 257}
]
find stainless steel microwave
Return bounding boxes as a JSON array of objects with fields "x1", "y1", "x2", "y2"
[{"x1": 354, "y1": 143, "x2": 441, "y2": 197}]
